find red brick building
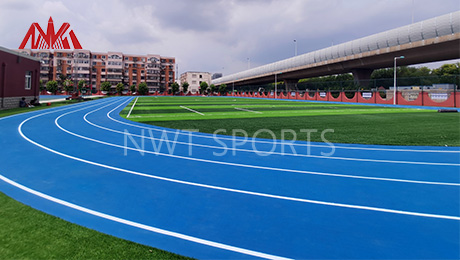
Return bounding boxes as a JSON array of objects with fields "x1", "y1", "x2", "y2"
[{"x1": 0, "y1": 46, "x2": 40, "y2": 109}]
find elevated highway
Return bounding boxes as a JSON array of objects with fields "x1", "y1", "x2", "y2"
[{"x1": 213, "y1": 11, "x2": 460, "y2": 88}]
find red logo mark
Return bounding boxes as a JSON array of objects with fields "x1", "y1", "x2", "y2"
[{"x1": 19, "y1": 17, "x2": 82, "y2": 50}]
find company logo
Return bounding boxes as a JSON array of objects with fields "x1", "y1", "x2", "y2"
[{"x1": 19, "y1": 17, "x2": 82, "y2": 50}]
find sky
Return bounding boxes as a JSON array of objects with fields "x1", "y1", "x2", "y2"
[{"x1": 0, "y1": 0, "x2": 459, "y2": 78}]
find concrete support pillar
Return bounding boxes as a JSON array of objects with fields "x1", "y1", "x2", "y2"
[
  {"x1": 351, "y1": 68, "x2": 374, "y2": 87},
  {"x1": 284, "y1": 79, "x2": 298, "y2": 92}
]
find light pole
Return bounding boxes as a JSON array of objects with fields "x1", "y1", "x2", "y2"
[
  {"x1": 275, "y1": 73, "x2": 277, "y2": 99},
  {"x1": 393, "y1": 56, "x2": 405, "y2": 105},
  {"x1": 232, "y1": 81, "x2": 234, "y2": 96},
  {"x1": 294, "y1": 39, "x2": 297, "y2": 56}
]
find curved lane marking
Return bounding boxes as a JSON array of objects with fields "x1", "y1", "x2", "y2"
[
  {"x1": 109, "y1": 98, "x2": 460, "y2": 154},
  {"x1": 0, "y1": 174, "x2": 291, "y2": 260},
  {"x1": 56, "y1": 100, "x2": 460, "y2": 186},
  {"x1": 15, "y1": 101, "x2": 460, "y2": 220},
  {"x1": 85, "y1": 99, "x2": 460, "y2": 166}
]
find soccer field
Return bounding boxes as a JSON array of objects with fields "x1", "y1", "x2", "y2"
[{"x1": 120, "y1": 96, "x2": 460, "y2": 146}]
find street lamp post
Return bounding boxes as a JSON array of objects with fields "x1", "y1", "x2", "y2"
[{"x1": 393, "y1": 56, "x2": 405, "y2": 105}]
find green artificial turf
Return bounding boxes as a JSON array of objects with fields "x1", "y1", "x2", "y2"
[
  {"x1": 121, "y1": 96, "x2": 460, "y2": 146},
  {"x1": 0, "y1": 192, "x2": 192, "y2": 259}
]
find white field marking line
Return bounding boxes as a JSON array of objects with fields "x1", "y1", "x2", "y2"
[
  {"x1": 180, "y1": 106, "x2": 205, "y2": 116},
  {"x1": 85, "y1": 102, "x2": 459, "y2": 167},
  {"x1": 234, "y1": 107, "x2": 262, "y2": 114},
  {"x1": 0, "y1": 175, "x2": 291, "y2": 260},
  {"x1": 110, "y1": 99, "x2": 460, "y2": 154},
  {"x1": 16, "y1": 115, "x2": 460, "y2": 221},
  {"x1": 108, "y1": 100, "x2": 460, "y2": 164},
  {"x1": 126, "y1": 97, "x2": 139, "y2": 118}
]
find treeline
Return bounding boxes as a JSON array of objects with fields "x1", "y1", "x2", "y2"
[{"x1": 296, "y1": 62, "x2": 460, "y2": 90}]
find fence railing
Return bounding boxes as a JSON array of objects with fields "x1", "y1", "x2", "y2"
[{"x1": 229, "y1": 89, "x2": 459, "y2": 108}]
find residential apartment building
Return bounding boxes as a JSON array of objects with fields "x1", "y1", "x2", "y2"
[
  {"x1": 16, "y1": 49, "x2": 175, "y2": 93},
  {"x1": 180, "y1": 71, "x2": 212, "y2": 93}
]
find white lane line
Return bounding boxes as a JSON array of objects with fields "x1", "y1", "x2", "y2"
[
  {"x1": 234, "y1": 107, "x2": 262, "y2": 114},
  {"x1": 107, "y1": 100, "x2": 460, "y2": 166},
  {"x1": 61, "y1": 110, "x2": 460, "y2": 186},
  {"x1": 17, "y1": 101, "x2": 460, "y2": 202},
  {"x1": 126, "y1": 97, "x2": 139, "y2": 118},
  {"x1": 85, "y1": 102, "x2": 460, "y2": 167},
  {"x1": 180, "y1": 106, "x2": 205, "y2": 115},
  {"x1": 0, "y1": 174, "x2": 291, "y2": 260},
  {"x1": 15, "y1": 113, "x2": 460, "y2": 220},
  {"x1": 63, "y1": 99, "x2": 459, "y2": 186},
  {"x1": 112, "y1": 99, "x2": 459, "y2": 154},
  {"x1": 0, "y1": 97, "x2": 110, "y2": 122}
]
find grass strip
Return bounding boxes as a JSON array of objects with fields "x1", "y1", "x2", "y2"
[{"x1": 0, "y1": 192, "x2": 191, "y2": 259}]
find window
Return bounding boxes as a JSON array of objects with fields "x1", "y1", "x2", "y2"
[
  {"x1": 199, "y1": 75, "x2": 202, "y2": 78},
  {"x1": 25, "y1": 71, "x2": 32, "y2": 90}
]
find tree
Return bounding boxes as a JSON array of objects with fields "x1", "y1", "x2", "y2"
[
  {"x1": 199, "y1": 81, "x2": 208, "y2": 95},
  {"x1": 218, "y1": 84, "x2": 227, "y2": 95},
  {"x1": 78, "y1": 80, "x2": 87, "y2": 94},
  {"x1": 63, "y1": 79, "x2": 74, "y2": 93},
  {"x1": 57, "y1": 74, "x2": 67, "y2": 92},
  {"x1": 210, "y1": 84, "x2": 216, "y2": 95},
  {"x1": 181, "y1": 81, "x2": 189, "y2": 94},
  {"x1": 432, "y1": 63, "x2": 460, "y2": 76},
  {"x1": 138, "y1": 82, "x2": 148, "y2": 95},
  {"x1": 46, "y1": 80, "x2": 58, "y2": 94},
  {"x1": 100, "y1": 81, "x2": 111, "y2": 93},
  {"x1": 39, "y1": 80, "x2": 45, "y2": 91},
  {"x1": 116, "y1": 83, "x2": 124, "y2": 95},
  {"x1": 170, "y1": 82, "x2": 180, "y2": 95},
  {"x1": 130, "y1": 84, "x2": 136, "y2": 94}
]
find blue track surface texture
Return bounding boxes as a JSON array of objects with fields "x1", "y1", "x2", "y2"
[{"x1": 0, "y1": 97, "x2": 459, "y2": 259}]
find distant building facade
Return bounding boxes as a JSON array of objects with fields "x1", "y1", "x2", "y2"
[
  {"x1": 0, "y1": 46, "x2": 40, "y2": 108},
  {"x1": 180, "y1": 71, "x2": 212, "y2": 93},
  {"x1": 16, "y1": 49, "x2": 175, "y2": 93}
]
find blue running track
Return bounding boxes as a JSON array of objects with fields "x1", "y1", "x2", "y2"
[{"x1": 0, "y1": 97, "x2": 459, "y2": 259}]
